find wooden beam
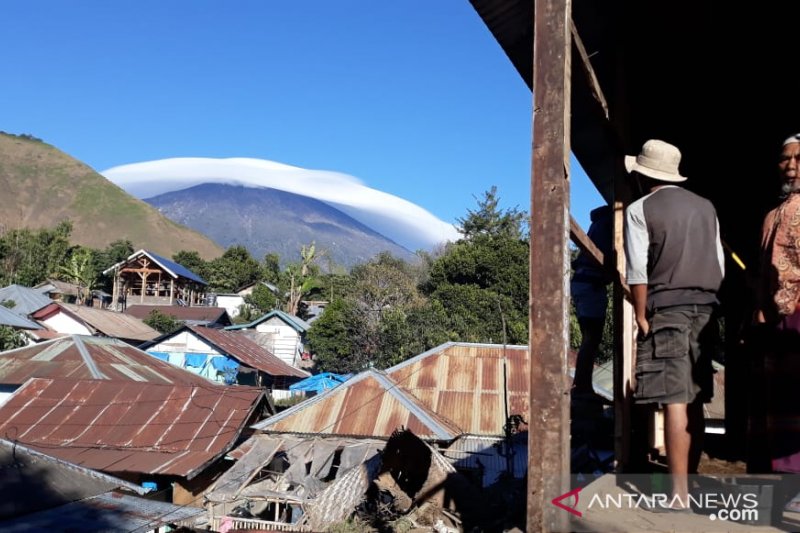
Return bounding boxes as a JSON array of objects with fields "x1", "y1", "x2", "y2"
[
  {"x1": 528, "y1": 0, "x2": 571, "y2": 530},
  {"x1": 570, "y1": 215, "x2": 631, "y2": 298},
  {"x1": 570, "y1": 19, "x2": 608, "y2": 119},
  {"x1": 569, "y1": 215, "x2": 603, "y2": 268}
]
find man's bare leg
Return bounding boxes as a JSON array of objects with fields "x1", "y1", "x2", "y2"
[{"x1": 664, "y1": 402, "x2": 690, "y2": 508}]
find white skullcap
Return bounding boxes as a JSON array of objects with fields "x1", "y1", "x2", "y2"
[{"x1": 783, "y1": 133, "x2": 800, "y2": 146}]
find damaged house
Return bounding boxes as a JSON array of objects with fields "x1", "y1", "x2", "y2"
[{"x1": 202, "y1": 342, "x2": 529, "y2": 530}]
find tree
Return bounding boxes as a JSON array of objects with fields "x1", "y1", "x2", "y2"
[
  {"x1": 457, "y1": 186, "x2": 527, "y2": 240},
  {"x1": 423, "y1": 188, "x2": 530, "y2": 344},
  {"x1": 94, "y1": 239, "x2": 135, "y2": 293},
  {"x1": 0, "y1": 221, "x2": 72, "y2": 286},
  {"x1": 143, "y1": 310, "x2": 181, "y2": 335},
  {"x1": 206, "y1": 245, "x2": 261, "y2": 292},
  {"x1": 306, "y1": 298, "x2": 361, "y2": 373},
  {"x1": 376, "y1": 301, "x2": 452, "y2": 368},
  {"x1": 244, "y1": 283, "x2": 281, "y2": 315},
  {"x1": 0, "y1": 326, "x2": 27, "y2": 351},
  {"x1": 262, "y1": 252, "x2": 281, "y2": 284},
  {"x1": 284, "y1": 242, "x2": 322, "y2": 315},
  {"x1": 172, "y1": 250, "x2": 209, "y2": 281},
  {"x1": 58, "y1": 247, "x2": 97, "y2": 304}
]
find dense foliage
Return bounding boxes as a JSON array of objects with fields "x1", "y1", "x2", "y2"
[
  {"x1": 0, "y1": 326, "x2": 28, "y2": 351},
  {"x1": 143, "y1": 309, "x2": 182, "y2": 335}
]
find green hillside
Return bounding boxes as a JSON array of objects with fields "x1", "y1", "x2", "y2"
[{"x1": 0, "y1": 133, "x2": 222, "y2": 259}]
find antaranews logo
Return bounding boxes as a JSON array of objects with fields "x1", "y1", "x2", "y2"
[{"x1": 551, "y1": 486, "x2": 583, "y2": 517}]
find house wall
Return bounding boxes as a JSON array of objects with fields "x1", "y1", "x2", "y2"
[
  {"x1": 147, "y1": 331, "x2": 225, "y2": 381},
  {"x1": 444, "y1": 436, "x2": 527, "y2": 487},
  {"x1": 215, "y1": 295, "x2": 245, "y2": 318},
  {"x1": 40, "y1": 313, "x2": 92, "y2": 336},
  {"x1": 173, "y1": 462, "x2": 228, "y2": 507},
  {"x1": 254, "y1": 318, "x2": 302, "y2": 367}
]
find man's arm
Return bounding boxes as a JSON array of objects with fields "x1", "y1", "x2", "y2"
[
  {"x1": 630, "y1": 284, "x2": 649, "y2": 335},
  {"x1": 624, "y1": 201, "x2": 649, "y2": 334}
]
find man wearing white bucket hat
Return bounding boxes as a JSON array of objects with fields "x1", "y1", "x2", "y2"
[{"x1": 624, "y1": 139, "x2": 725, "y2": 512}]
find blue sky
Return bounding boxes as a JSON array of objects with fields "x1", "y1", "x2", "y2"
[{"x1": 1, "y1": 0, "x2": 604, "y2": 243}]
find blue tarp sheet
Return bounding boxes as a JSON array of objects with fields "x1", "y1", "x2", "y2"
[
  {"x1": 289, "y1": 372, "x2": 350, "y2": 393},
  {"x1": 148, "y1": 351, "x2": 170, "y2": 362},
  {"x1": 210, "y1": 356, "x2": 239, "y2": 373},
  {"x1": 184, "y1": 353, "x2": 208, "y2": 368}
]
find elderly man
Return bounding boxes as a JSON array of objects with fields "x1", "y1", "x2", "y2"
[
  {"x1": 624, "y1": 139, "x2": 725, "y2": 512},
  {"x1": 755, "y1": 133, "x2": 800, "y2": 475}
]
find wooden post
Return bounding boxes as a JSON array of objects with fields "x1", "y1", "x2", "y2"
[
  {"x1": 612, "y1": 197, "x2": 635, "y2": 471},
  {"x1": 111, "y1": 269, "x2": 119, "y2": 311},
  {"x1": 528, "y1": 0, "x2": 572, "y2": 531},
  {"x1": 170, "y1": 278, "x2": 174, "y2": 305}
]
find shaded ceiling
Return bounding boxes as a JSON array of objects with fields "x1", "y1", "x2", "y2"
[{"x1": 471, "y1": 0, "x2": 800, "y2": 308}]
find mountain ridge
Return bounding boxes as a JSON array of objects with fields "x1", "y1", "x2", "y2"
[
  {"x1": 144, "y1": 183, "x2": 416, "y2": 268},
  {"x1": 0, "y1": 132, "x2": 222, "y2": 259}
]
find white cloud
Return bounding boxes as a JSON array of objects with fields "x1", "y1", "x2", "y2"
[{"x1": 101, "y1": 157, "x2": 460, "y2": 251}]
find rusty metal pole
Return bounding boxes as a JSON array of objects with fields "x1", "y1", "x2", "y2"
[{"x1": 528, "y1": 0, "x2": 572, "y2": 531}]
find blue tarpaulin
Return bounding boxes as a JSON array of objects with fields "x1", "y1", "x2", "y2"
[
  {"x1": 148, "y1": 351, "x2": 169, "y2": 362},
  {"x1": 289, "y1": 372, "x2": 350, "y2": 393},
  {"x1": 184, "y1": 353, "x2": 208, "y2": 368},
  {"x1": 210, "y1": 356, "x2": 239, "y2": 372}
]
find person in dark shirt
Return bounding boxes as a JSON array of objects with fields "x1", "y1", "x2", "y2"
[
  {"x1": 624, "y1": 139, "x2": 724, "y2": 512},
  {"x1": 570, "y1": 204, "x2": 613, "y2": 402}
]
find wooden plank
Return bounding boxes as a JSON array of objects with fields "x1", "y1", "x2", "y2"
[
  {"x1": 611, "y1": 197, "x2": 634, "y2": 471},
  {"x1": 528, "y1": 0, "x2": 572, "y2": 530}
]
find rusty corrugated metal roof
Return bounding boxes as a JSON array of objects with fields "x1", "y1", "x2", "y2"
[
  {"x1": 0, "y1": 335, "x2": 216, "y2": 386},
  {"x1": 386, "y1": 342, "x2": 529, "y2": 437},
  {"x1": 56, "y1": 303, "x2": 159, "y2": 341},
  {"x1": 0, "y1": 377, "x2": 264, "y2": 478},
  {"x1": 125, "y1": 304, "x2": 230, "y2": 324},
  {"x1": 252, "y1": 369, "x2": 461, "y2": 440},
  {"x1": 187, "y1": 325, "x2": 309, "y2": 378}
]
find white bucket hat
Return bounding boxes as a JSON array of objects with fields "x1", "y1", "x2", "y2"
[{"x1": 624, "y1": 139, "x2": 687, "y2": 183}]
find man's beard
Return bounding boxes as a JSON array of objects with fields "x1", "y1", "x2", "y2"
[{"x1": 780, "y1": 180, "x2": 800, "y2": 199}]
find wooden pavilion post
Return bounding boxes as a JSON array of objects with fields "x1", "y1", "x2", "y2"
[{"x1": 528, "y1": 0, "x2": 572, "y2": 531}]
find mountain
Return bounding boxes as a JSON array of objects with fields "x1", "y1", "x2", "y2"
[
  {"x1": 0, "y1": 133, "x2": 222, "y2": 259},
  {"x1": 144, "y1": 183, "x2": 417, "y2": 267}
]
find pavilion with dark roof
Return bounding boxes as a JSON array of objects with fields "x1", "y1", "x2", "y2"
[{"x1": 102, "y1": 249, "x2": 208, "y2": 309}]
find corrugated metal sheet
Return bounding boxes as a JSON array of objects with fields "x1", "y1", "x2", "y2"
[
  {"x1": 57, "y1": 303, "x2": 159, "y2": 341},
  {"x1": 226, "y1": 309, "x2": 311, "y2": 332},
  {"x1": 34, "y1": 278, "x2": 82, "y2": 297},
  {"x1": 0, "y1": 304, "x2": 41, "y2": 329},
  {"x1": 253, "y1": 370, "x2": 461, "y2": 440},
  {"x1": 0, "y1": 438, "x2": 146, "y2": 520},
  {"x1": 0, "y1": 377, "x2": 264, "y2": 478},
  {"x1": 442, "y1": 434, "x2": 528, "y2": 487},
  {"x1": 386, "y1": 342, "x2": 529, "y2": 437},
  {"x1": 125, "y1": 304, "x2": 230, "y2": 324},
  {"x1": 0, "y1": 491, "x2": 205, "y2": 532},
  {"x1": 189, "y1": 325, "x2": 308, "y2": 378},
  {"x1": 144, "y1": 250, "x2": 207, "y2": 285},
  {"x1": 0, "y1": 335, "x2": 217, "y2": 386},
  {"x1": 0, "y1": 284, "x2": 52, "y2": 315}
]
